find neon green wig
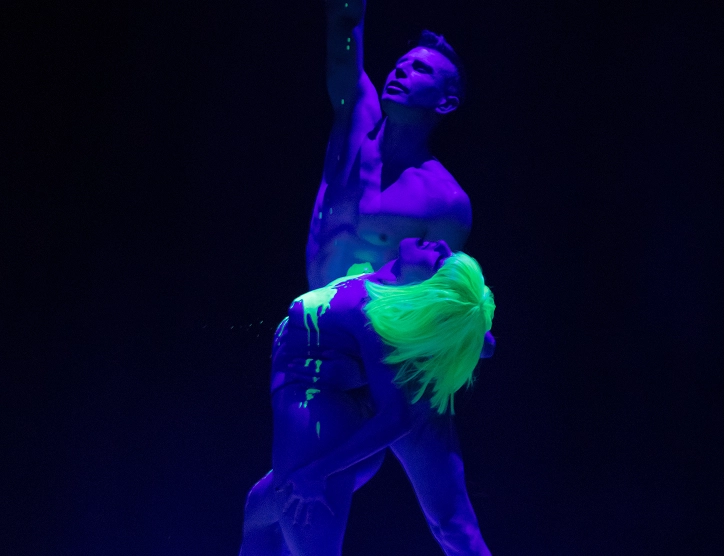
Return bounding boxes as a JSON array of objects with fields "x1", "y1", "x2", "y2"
[{"x1": 363, "y1": 253, "x2": 495, "y2": 414}]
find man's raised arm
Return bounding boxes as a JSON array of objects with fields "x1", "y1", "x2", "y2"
[{"x1": 325, "y1": 0, "x2": 367, "y2": 114}]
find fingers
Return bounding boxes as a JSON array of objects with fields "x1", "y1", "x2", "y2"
[
  {"x1": 321, "y1": 498, "x2": 335, "y2": 516},
  {"x1": 303, "y1": 498, "x2": 331, "y2": 525},
  {"x1": 294, "y1": 498, "x2": 306, "y2": 525},
  {"x1": 283, "y1": 497, "x2": 306, "y2": 526},
  {"x1": 284, "y1": 497, "x2": 335, "y2": 527},
  {"x1": 282, "y1": 496, "x2": 296, "y2": 515},
  {"x1": 480, "y1": 331, "x2": 496, "y2": 359}
]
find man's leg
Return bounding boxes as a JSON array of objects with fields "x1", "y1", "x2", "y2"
[{"x1": 390, "y1": 403, "x2": 492, "y2": 556}]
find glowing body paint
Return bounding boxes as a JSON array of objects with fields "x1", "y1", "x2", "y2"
[
  {"x1": 316, "y1": 421, "x2": 321, "y2": 438},
  {"x1": 293, "y1": 277, "x2": 348, "y2": 349},
  {"x1": 346, "y1": 262, "x2": 374, "y2": 276},
  {"x1": 299, "y1": 387, "x2": 321, "y2": 409},
  {"x1": 304, "y1": 358, "x2": 322, "y2": 382}
]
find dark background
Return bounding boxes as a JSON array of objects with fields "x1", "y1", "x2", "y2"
[{"x1": 3, "y1": 0, "x2": 722, "y2": 554}]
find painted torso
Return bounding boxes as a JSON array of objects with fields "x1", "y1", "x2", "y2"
[{"x1": 270, "y1": 275, "x2": 372, "y2": 397}]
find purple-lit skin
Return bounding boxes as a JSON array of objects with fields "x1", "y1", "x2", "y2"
[
  {"x1": 240, "y1": 241, "x2": 491, "y2": 556},
  {"x1": 396, "y1": 237, "x2": 452, "y2": 283},
  {"x1": 241, "y1": 0, "x2": 494, "y2": 553},
  {"x1": 306, "y1": 0, "x2": 471, "y2": 290},
  {"x1": 242, "y1": 242, "x2": 440, "y2": 555},
  {"x1": 482, "y1": 331, "x2": 496, "y2": 358}
]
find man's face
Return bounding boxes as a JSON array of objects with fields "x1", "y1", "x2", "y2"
[{"x1": 381, "y1": 47, "x2": 458, "y2": 113}]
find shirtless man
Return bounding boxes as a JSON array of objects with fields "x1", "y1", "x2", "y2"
[
  {"x1": 239, "y1": 2, "x2": 493, "y2": 554},
  {"x1": 307, "y1": 0, "x2": 471, "y2": 289},
  {"x1": 306, "y1": 2, "x2": 493, "y2": 552}
]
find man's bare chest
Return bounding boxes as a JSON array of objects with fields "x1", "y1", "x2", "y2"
[
  {"x1": 357, "y1": 139, "x2": 432, "y2": 218},
  {"x1": 352, "y1": 149, "x2": 435, "y2": 246}
]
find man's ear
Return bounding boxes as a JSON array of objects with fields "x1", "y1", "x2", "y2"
[{"x1": 435, "y1": 95, "x2": 460, "y2": 115}]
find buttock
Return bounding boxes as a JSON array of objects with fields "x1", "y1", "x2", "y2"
[{"x1": 270, "y1": 383, "x2": 374, "y2": 488}]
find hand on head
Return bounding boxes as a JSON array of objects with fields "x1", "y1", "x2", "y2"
[
  {"x1": 278, "y1": 468, "x2": 334, "y2": 526},
  {"x1": 480, "y1": 331, "x2": 496, "y2": 359}
]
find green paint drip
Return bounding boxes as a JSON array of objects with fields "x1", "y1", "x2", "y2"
[
  {"x1": 341, "y1": 99, "x2": 345, "y2": 105},
  {"x1": 346, "y1": 45, "x2": 350, "y2": 50},
  {"x1": 294, "y1": 277, "x2": 348, "y2": 348},
  {"x1": 318, "y1": 211, "x2": 323, "y2": 219},
  {"x1": 316, "y1": 421, "x2": 321, "y2": 439},
  {"x1": 315, "y1": 360, "x2": 322, "y2": 373},
  {"x1": 301, "y1": 388, "x2": 321, "y2": 407},
  {"x1": 305, "y1": 358, "x2": 314, "y2": 367}
]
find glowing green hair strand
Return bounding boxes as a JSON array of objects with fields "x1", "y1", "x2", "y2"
[{"x1": 363, "y1": 252, "x2": 495, "y2": 414}]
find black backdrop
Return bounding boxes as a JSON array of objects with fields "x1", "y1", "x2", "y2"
[{"x1": 4, "y1": 0, "x2": 722, "y2": 554}]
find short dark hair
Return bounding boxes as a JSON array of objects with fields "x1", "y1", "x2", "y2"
[{"x1": 416, "y1": 30, "x2": 467, "y2": 105}]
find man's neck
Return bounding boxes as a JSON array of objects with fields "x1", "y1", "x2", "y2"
[
  {"x1": 379, "y1": 117, "x2": 433, "y2": 167},
  {"x1": 370, "y1": 258, "x2": 399, "y2": 285}
]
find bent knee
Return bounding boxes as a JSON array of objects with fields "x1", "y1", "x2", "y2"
[{"x1": 244, "y1": 471, "x2": 279, "y2": 529}]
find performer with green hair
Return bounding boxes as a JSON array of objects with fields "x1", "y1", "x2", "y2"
[
  {"x1": 365, "y1": 247, "x2": 495, "y2": 415},
  {"x1": 240, "y1": 238, "x2": 494, "y2": 556},
  {"x1": 240, "y1": 0, "x2": 498, "y2": 551}
]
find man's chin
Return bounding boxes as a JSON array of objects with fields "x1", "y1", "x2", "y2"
[
  {"x1": 381, "y1": 98, "x2": 427, "y2": 121},
  {"x1": 381, "y1": 95, "x2": 406, "y2": 111}
]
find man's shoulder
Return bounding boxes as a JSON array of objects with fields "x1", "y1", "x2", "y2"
[{"x1": 417, "y1": 160, "x2": 471, "y2": 213}]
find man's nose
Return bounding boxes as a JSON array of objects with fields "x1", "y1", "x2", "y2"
[{"x1": 395, "y1": 66, "x2": 406, "y2": 78}]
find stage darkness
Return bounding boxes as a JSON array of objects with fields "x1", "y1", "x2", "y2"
[{"x1": 4, "y1": 0, "x2": 721, "y2": 554}]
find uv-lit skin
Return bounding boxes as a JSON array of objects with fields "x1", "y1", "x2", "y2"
[
  {"x1": 241, "y1": 0, "x2": 493, "y2": 553},
  {"x1": 241, "y1": 239, "x2": 490, "y2": 556},
  {"x1": 306, "y1": 0, "x2": 471, "y2": 290},
  {"x1": 313, "y1": 1, "x2": 492, "y2": 552}
]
